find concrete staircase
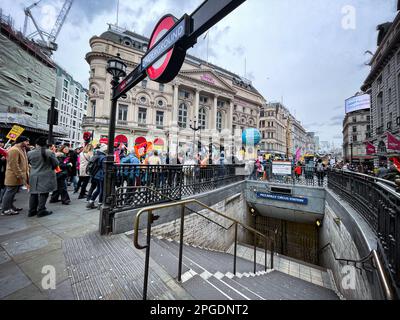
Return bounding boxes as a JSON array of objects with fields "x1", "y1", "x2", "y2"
[{"x1": 147, "y1": 235, "x2": 340, "y2": 300}]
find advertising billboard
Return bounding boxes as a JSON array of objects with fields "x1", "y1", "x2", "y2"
[{"x1": 345, "y1": 94, "x2": 371, "y2": 114}]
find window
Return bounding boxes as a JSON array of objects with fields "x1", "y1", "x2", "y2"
[
  {"x1": 141, "y1": 80, "x2": 148, "y2": 89},
  {"x1": 159, "y1": 84, "x2": 165, "y2": 92},
  {"x1": 178, "y1": 103, "x2": 188, "y2": 128},
  {"x1": 157, "y1": 100, "x2": 164, "y2": 107},
  {"x1": 91, "y1": 68, "x2": 95, "y2": 77},
  {"x1": 63, "y1": 79, "x2": 69, "y2": 88},
  {"x1": 179, "y1": 90, "x2": 190, "y2": 99},
  {"x1": 352, "y1": 126, "x2": 357, "y2": 133},
  {"x1": 118, "y1": 104, "x2": 128, "y2": 122},
  {"x1": 138, "y1": 107, "x2": 147, "y2": 124},
  {"x1": 389, "y1": 88, "x2": 392, "y2": 102},
  {"x1": 156, "y1": 111, "x2": 164, "y2": 128},
  {"x1": 217, "y1": 101, "x2": 225, "y2": 108},
  {"x1": 91, "y1": 100, "x2": 96, "y2": 118},
  {"x1": 139, "y1": 96, "x2": 147, "y2": 104},
  {"x1": 217, "y1": 111, "x2": 223, "y2": 132},
  {"x1": 75, "y1": 88, "x2": 79, "y2": 96},
  {"x1": 367, "y1": 115, "x2": 371, "y2": 122},
  {"x1": 352, "y1": 117, "x2": 357, "y2": 123},
  {"x1": 260, "y1": 111, "x2": 264, "y2": 117},
  {"x1": 199, "y1": 107, "x2": 207, "y2": 129},
  {"x1": 200, "y1": 96, "x2": 208, "y2": 104},
  {"x1": 352, "y1": 135, "x2": 357, "y2": 142}
]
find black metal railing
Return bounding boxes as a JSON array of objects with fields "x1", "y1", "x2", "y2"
[
  {"x1": 248, "y1": 164, "x2": 328, "y2": 187},
  {"x1": 109, "y1": 164, "x2": 245, "y2": 213},
  {"x1": 328, "y1": 169, "x2": 400, "y2": 297},
  {"x1": 133, "y1": 199, "x2": 277, "y2": 300},
  {"x1": 319, "y1": 243, "x2": 395, "y2": 300}
]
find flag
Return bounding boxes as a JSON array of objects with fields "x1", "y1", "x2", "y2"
[
  {"x1": 366, "y1": 142, "x2": 376, "y2": 155},
  {"x1": 295, "y1": 148, "x2": 301, "y2": 162},
  {"x1": 387, "y1": 132, "x2": 400, "y2": 152}
]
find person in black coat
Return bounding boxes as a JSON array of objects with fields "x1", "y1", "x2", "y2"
[{"x1": 50, "y1": 145, "x2": 72, "y2": 205}]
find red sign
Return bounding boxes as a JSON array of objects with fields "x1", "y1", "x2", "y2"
[
  {"x1": 387, "y1": 132, "x2": 400, "y2": 152},
  {"x1": 366, "y1": 142, "x2": 376, "y2": 155},
  {"x1": 145, "y1": 15, "x2": 187, "y2": 83}
]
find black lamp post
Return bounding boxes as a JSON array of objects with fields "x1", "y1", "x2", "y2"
[
  {"x1": 190, "y1": 117, "x2": 200, "y2": 162},
  {"x1": 100, "y1": 53, "x2": 127, "y2": 235}
]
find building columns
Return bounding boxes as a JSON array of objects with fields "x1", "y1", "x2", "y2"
[
  {"x1": 228, "y1": 101, "x2": 234, "y2": 134},
  {"x1": 194, "y1": 89, "x2": 200, "y2": 121},
  {"x1": 172, "y1": 84, "x2": 179, "y2": 127},
  {"x1": 211, "y1": 95, "x2": 218, "y2": 130}
]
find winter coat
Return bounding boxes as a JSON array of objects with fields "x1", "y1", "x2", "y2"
[
  {"x1": 56, "y1": 153, "x2": 71, "y2": 180},
  {"x1": 28, "y1": 147, "x2": 58, "y2": 194},
  {"x1": 120, "y1": 154, "x2": 140, "y2": 179},
  {"x1": 79, "y1": 152, "x2": 93, "y2": 177},
  {"x1": 93, "y1": 151, "x2": 106, "y2": 181},
  {"x1": 5, "y1": 145, "x2": 29, "y2": 186}
]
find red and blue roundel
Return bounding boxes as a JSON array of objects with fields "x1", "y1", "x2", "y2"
[{"x1": 146, "y1": 15, "x2": 186, "y2": 83}]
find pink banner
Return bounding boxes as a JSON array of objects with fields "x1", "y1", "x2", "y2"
[
  {"x1": 366, "y1": 142, "x2": 376, "y2": 155},
  {"x1": 387, "y1": 132, "x2": 400, "y2": 152},
  {"x1": 295, "y1": 148, "x2": 301, "y2": 162}
]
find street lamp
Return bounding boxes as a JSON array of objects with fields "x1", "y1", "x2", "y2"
[
  {"x1": 190, "y1": 117, "x2": 200, "y2": 162},
  {"x1": 100, "y1": 53, "x2": 127, "y2": 235}
]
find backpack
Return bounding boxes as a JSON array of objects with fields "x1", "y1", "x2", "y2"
[{"x1": 86, "y1": 156, "x2": 101, "y2": 176}]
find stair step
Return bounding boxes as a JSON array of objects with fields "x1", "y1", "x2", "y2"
[
  {"x1": 221, "y1": 277, "x2": 265, "y2": 300},
  {"x1": 207, "y1": 276, "x2": 251, "y2": 300},
  {"x1": 150, "y1": 237, "x2": 190, "y2": 279},
  {"x1": 182, "y1": 275, "x2": 231, "y2": 300}
]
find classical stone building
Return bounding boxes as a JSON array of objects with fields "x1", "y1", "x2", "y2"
[
  {"x1": 259, "y1": 102, "x2": 313, "y2": 159},
  {"x1": 361, "y1": 6, "x2": 400, "y2": 157},
  {"x1": 259, "y1": 102, "x2": 290, "y2": 157},
  {"x1": 290, "y1": 116, "x2": 308, "y2": 157},
  {"x1": 342, "y1": 108, "x2": 372, "y2": 164},
  {"x1": 55, "y1": 65, "x2": 88, "y2": 148},
  {"x1": 83, "y1": 25, "x2": 264, "y2": 160}
]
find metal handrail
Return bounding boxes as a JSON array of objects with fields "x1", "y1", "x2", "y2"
[
  {"x1": 133, "y1": 198, "x2": 276, "y2": 300},
  {"x1": 320, "y1": 243, "x2": 395, "y2": 300},
  {"x1": 119, "y1": 185, "x2": 230, "y2": 230}
]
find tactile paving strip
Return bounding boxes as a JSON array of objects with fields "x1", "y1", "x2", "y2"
[{"x1": 63, "y1": 232, "x2": 175, "y2": 300}]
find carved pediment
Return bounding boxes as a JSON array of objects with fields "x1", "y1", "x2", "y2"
[{"x1": 179, "y1": 69, "x2": 236, "y2": 94}]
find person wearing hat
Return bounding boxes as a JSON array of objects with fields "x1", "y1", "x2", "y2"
[
  {"x1": 2, "y1": 136, "x2": 30, "y2": 216},
  {"x1": 27, "y1": 137, "x2": 59, "y2": 217}
]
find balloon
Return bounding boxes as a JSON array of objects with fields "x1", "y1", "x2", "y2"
[{"x1": 242, "y1": 128, "x2": 261, "y2": 146}]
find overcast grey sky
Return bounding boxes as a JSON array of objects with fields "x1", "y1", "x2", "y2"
[{"x1": 1, "y1": 0, "x2": 398, "y2": 145}]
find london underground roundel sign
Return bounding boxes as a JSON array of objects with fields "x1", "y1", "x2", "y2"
[{"x1": 146, "y1": 14, "x2": 186, "y2": 83}]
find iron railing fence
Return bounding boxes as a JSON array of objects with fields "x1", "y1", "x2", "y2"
[
  {"x1": 109, "y1": 164, "x2": 245, "y2": 213},
  {"x1": 328, "y1": 169, "x2": 400, "y2": 295},
  {"x1": 248, "y1": 164, "x2": 328, "y2": 187}
]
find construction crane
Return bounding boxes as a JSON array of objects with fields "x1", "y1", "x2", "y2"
[{"x1": 23, "y1": 0, "x2": 74, "y2": 56}]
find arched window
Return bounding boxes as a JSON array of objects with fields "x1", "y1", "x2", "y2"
[
  {"x1": 199, "y1": 107, "x2": 207, "y2": 129},
  {"x1": 178, "y1": 103, "x2": 188, "y2": 128},
  {"x1": 217, "y1": 111, "x2": 223, "y2": 132}
]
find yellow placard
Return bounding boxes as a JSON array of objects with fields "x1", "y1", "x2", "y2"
[{"x1": 6, "y1": 125, "x2": 25, "y2": 141}]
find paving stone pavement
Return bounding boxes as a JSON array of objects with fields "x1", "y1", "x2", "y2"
[{"x1": 0, "y1": 188, "x2": 101, "y2": 300}]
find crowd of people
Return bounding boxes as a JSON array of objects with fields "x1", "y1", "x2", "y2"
[
  {"x1": 0, "y1": 136, "x2": 112, "y2": 217},
  {"x1": 333, "y1": 160, "x2": 400, "y2": 182},
  {"x1": 0, "y1": 136, "x2": 196, "y2": 217}
]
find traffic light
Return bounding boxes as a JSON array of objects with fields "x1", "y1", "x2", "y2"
[{"x1": 47, "y1": 108, "x2": 59, "y2": 125}]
